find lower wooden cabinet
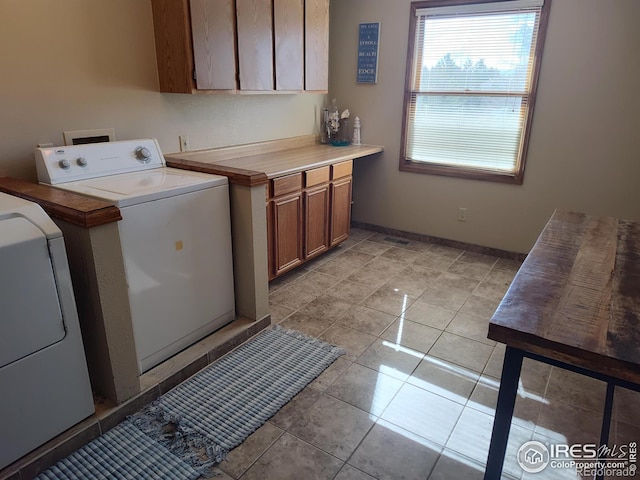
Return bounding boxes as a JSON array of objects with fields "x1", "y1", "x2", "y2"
[
  {"x1": 268, "y1": 190, "x2": 303, "y2": 280},
  {"x1": 330, "y1": 176, "x2": 352, "y2": 246},
  {"x1": 267, "y1": 160, "x2": 352, "y2": 279},
  {"x1": 304, "y1": 184, "x2": 330, "y2": 258},
  {"x1": 269, "y1": 192, "x2": 304, "y2": 278}
]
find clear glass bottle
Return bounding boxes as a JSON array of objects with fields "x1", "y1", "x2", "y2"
[
  {"x1": 328, "y1": 98, "x2": 339, "y2": 141},
  {"x1": 321, "y1": 107, "x2": 330, "y2": 144}
]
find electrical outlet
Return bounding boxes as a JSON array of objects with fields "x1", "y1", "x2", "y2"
[
  {"x1": 458, "y1": 207, "x2": 467, "y2": 221},
  {"x1": 179, "y1": 135, "x2": 190, "y2": 152}
]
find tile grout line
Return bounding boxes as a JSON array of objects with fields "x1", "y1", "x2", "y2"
[
  {"x1": 224, "y1": 424, "x2": 285, "y2": 479},
  {"x1": 263, "y1": 231, "x2": 528, "y2": 479}
]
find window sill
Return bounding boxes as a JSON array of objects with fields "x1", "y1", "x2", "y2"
[{"x1": 399, "y1": 159, "x2": 524, "y2": 185}]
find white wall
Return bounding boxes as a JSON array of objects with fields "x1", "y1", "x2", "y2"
[
  {"x1": 330, "y1": 0, "x2": 640, "y2": 253},
  {"x1": 0, "y1": 1, "x2": 324, "y2": 181}
]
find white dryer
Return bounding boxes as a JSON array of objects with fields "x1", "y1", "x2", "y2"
[
  {"x1": 35, "y1": 139, "x2": 236, "y2": 373},
  {"x1": 0, "y1": 192, "x2": 94, "y2": 470}
]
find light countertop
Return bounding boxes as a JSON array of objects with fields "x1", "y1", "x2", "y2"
[{"x1": 165, "y1": 135, "x2": 383, "y2": 186}]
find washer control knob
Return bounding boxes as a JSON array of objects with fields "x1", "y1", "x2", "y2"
[
  {"x1": 58, "y1": 159, "x2": 71, "y2": 170},
  {"x1": 76, "y1": 157, "x2": 88, "y2": 167},
  {"x1": 135, "y1": 146, "x2": 151, "y2": 163}
]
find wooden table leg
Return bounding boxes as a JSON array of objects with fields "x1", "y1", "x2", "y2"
[{"x1": 484, "y1": 346, "x2": 524, "y2": 480}]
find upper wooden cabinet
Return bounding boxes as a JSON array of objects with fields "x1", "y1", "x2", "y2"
[
  {"x1": 305, "y1": 0, "x2": 329, "y2": 91},
  {"x1": 190, "y1": 0, "x2": 237, "y2": 90},
  {"x1": 274, "y1": 0, "x2": 304, "y2": 91},
  {"x1": 150, "y1": 0, "x2": 329, "y2": 94},
  {"x1": 151, "y1": 0, "x2": 195, "y2": 93},
  {"x1": 236, "y1": 0, "x2": 274, "y2": 91}
]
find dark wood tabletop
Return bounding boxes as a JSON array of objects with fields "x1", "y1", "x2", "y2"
[{"x1": 488, "y1": 210, "x2": 640, "y2": 385}]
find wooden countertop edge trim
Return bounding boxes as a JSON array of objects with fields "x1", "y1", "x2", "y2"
[
  {"x1": 165, "y1": 161, "x2": 269, "y2": 186},
  {"x1": 0, "y1": 177, "x2": 122, "y2": 229}
]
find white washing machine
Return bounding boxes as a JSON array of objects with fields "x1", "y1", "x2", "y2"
[
  {"x1": 35, "y1": 139, "x2": 236, "y2": 373},
  {"x1": 0, "y1": 192, "x2": 95, "y2": 469}
]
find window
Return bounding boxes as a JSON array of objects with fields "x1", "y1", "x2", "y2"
[{"x1": 400, "y1": 0, "x2": 551, "y2": 184}]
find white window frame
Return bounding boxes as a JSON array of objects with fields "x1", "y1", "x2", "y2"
[{"x1": 400, "y1": 0, "x2": 552, "y2": 184}]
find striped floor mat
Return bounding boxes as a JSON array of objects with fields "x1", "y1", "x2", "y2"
[
  {"x1": 131, "y1": 326, "x2": 344, "y2": 472},
  {"x1": 37, "y1": 327, "x2": 343, "y2": 478},
  {"x1": 35, "y1": 421, "x2": 199, "y2": 480}
]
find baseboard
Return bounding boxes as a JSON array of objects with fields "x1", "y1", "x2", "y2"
[{"x1": 351, "y1": 221, "x2": 527, "y2": 262}]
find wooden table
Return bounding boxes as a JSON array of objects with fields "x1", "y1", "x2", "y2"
[{"x1": 484, "y1": 210, "x2": 640, "y2": 479}]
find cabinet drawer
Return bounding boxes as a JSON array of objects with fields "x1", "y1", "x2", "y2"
[
  {"x1": 331, "y1": 160, "x2": 353, "y2": 180},
  {"x1": 305, "y1": 166, "x2": 330, "y2": 188},
  {"x1": 270, "y1": 173, "x2": 302, "y2": 197}
]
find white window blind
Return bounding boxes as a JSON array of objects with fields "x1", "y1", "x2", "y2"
[{"x1": 405, "y1": 1, "x2": 544, "y2": 176}]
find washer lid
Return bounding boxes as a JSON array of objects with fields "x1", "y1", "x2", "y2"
[
  {"x1": 0, "y1": 217, "x2": 65, "y2": 368},
  {"x1": 52, "y1": 168, "x2": 228, "y2": 207}
]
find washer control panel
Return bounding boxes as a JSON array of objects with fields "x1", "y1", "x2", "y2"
[{"x1": 35, "y1": 138, "x2": 165, "y2": 185}]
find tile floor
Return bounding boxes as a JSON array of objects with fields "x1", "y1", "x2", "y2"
[{"x1": 216, "y1": 228, "x2": 640, "y2": 480}]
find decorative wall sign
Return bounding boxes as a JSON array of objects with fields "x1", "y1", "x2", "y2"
[{"x1": 356, "y1": 22, "x2": 380, "y2": 84}]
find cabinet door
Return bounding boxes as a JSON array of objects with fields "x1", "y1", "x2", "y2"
[
  {"x1": 151, "y1": 0, "x2": 195, "y2": 93},
  {"x1": 236, "y1": 0, "x2": 274, "y2": 91},
  {"x1": 190, "y1": 0, "x2": 237, "y2": 90},
  {"x1": 274, "y1": 0, "x2": 304, "y2": 91},
  {"x1": 305, "y1": 0, "x2": 329, "y2": 91},
  {"x1": 304, "y1": 184, "x2": 330, "y2": 259},
  {"x1": 330, "y1": 176, "x2": 352, "y2": 246},
  {"x1": 270, "y1": 194, "x2": 303, "y2": 276}
]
